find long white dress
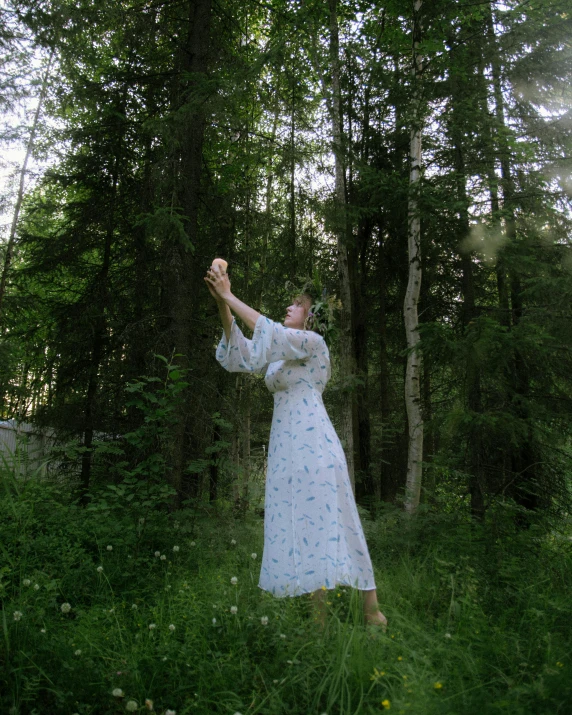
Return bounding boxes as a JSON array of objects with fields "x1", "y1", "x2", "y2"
[{"x1": 216, "y1": 314, "x2": 376, "y2": 597}]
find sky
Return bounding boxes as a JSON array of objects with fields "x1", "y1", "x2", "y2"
[{"x1": 0, "y1": 2, "x2": 52, "y2": 242}]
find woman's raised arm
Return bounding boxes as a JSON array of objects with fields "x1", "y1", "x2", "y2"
[{"x1": 204, "y1": 263, "x2": 260, "y2": 338}]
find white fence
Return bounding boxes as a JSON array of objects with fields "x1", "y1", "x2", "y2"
[{"x1": 0, "y1": 420, "x2": 55, "y2": 477}]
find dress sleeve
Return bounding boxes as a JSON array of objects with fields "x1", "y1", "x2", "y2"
[
  {"x1": 248, "y1": 315, "x2": 325, "y2": 366},
  {"x1": 216, "y1": 315, "x2": 325, "y2": 373},
  {"x1": 216, "y1": 318, "x2": 267, "y2": 374}
]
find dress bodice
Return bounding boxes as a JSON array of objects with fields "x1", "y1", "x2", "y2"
[
  {"x1": 265, "y1": 355, "x2": 328, "y2": 395},
  {"x1": 216, "y1": 315, "x2": 331, "y2": 392}
]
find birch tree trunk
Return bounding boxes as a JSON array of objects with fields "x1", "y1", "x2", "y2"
[
  {"x1": 403, "y1": 0, "x2": 424, "y2": 514},
  {"x1": 328, "y1": 0, "x2": 355, "y2": 490},
  {"x1": 0, "y1": 51, "x2": 54, "y2": 321}
]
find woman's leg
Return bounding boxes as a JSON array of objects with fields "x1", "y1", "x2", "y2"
[
  {"x1": 311, "y1": 587, "x2": 387, "y2": 630},
  {"x1": 362, "y1": 589, "x2": 388, "y2": 629},
  {"x1": 310, "y1": 588, "x2": 327, "y2": 627}
]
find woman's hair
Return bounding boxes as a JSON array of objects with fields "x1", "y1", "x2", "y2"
[
  {"x1": 288, "y1": 279, "x2": 339, "y2": 344},
  {"x1": 297, "y1": 293, "x2": 319, "y2": 333}
]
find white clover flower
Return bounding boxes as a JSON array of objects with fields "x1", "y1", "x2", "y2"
[
  {"x1": 212, "y1": 617, "x2": 217, "y2": 625},
  {"x1": 230, "y1": 606, "x2": 238, "y2": 615},
  {"x1": 61, "y1": 602, "x2": 71, "y2": 613},
  {"x1": 148, "y1": 623, "x2": 156, "y2": 630},
  {"x1": 165, "y1": 710, "x2": 176, "y2": 715},
  {"x1": 97, "y1": 566, "x2": 104, "y2": 573},
  {"x1": 169, "y1": 624, "x2": 176, "y2": 631},
  {"x1": 162, "y1": 656, "x2": 167, "y2": 661},
  {"x1": 190, "y1": 541, "x2": 196, "y2": 547},
  {"x1": 40, "y1": 628, "x2": 46, "y2": 633},
  {"x1": 23, "y1": 578, "x2": 31, "y2": 586},
  {"x1": 260, "y1": 616, "x2": 268, "y2": 626},
  {"x1": 445, "y1": 632, "x2": 452, "y2": 639},
  {"x1": 154, "y1": 551, "x2": 161, "y2": 557},
  {"x1": 231, "y1": 539, "x2": 236, "y2": 545},
  {"x1": 13, "y1": 611, "x2": 23, "y2": 621},
  {"x1": 145, "y1": 698, "x2": 153, "y2": 710},
  {"x1": 112, "y1": 688, "x2": 124, "y2": 697},
  {"x1": 279, "y1": 633, "x2": 286, "y2": 639},
  {"x1": 33, "y1": 583, "x2": 39, "y2": 590},
  {"x1": 251, "y1": 553, "x2": 257, "y2": 560},
  {"x1": 107, "y1": 545, "x2": 113, "y2": 551},
  {"x1": 230, "y1": 576, "x2": 238, "y2": 585},
  {"x1": 160, "y1": 554, "x2": 166, "y2": 561},
  {"x1": 74, "y1": 649, "x2": 82, "y2": 656},
  {"x1": 126, "y1": 700, "x2": 138, "y2": 712},
  {"x1": 173, "y1": 545, "x2": 179, "y2": 552},
  {"x1": 132, "y1": 604, "x2": 138, "y2": 610}
]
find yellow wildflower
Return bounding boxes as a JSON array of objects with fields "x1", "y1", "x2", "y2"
[
  {"x1": 556, "y1": 661, "x2": 563, "y2": 667},
  {"x1": 381, "y1": 699, "x2": 391, "y2": 709},
  {"x1": 321, "y1": 585, "x2": 327, "y2": 591},
  {"x1": 397, "y1": 656, "x2": 403, "y2": 661},
  {"x1": 434, "y1": 682, "x2": 443, "y2": 689},
  {"x1": 370, "y1": 667, "x2": 386, "y2": 682}
]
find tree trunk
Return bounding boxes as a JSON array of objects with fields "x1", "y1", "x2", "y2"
[
  {"x1": 329, "y1": 0, "x2": 356, "y2": 490},
  {"x1": 241, "y1": 378, "x2": 251, "y2": 507},
  {"x1": 259, "y1": 103, "x2": 280, "y2": 308},
  {"x1": 377, "y1": 229, "x2": 391, "y2": 501},
  {"x1": 403, "y1": 0, "x2": 424, "y2": 514},
  {"x1": 486, "y1": 2, "x2": 537, "y2": 520},
  {"x1": 80, "y1": 164, "x2": 118, "y2": 504},
  {"x1": 450, "y1": 54, "x2": 486, "y2": 520},
  {"x1": 0, "y1": 51, "x2": 54, "y2": 322},
  {"x1": 166, "y1": 0, "x2": 213, "y2": 498},
  {"x1": 354, "y1": 215, "x2": 373, "y2": 501},
  {"x1": 209, "y1": 420, "x2": 221, "y2": 502}
]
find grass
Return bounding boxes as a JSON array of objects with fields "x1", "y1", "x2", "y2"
[{"x1": 1, "y1": 469, "x2": 571, "y2": 715}]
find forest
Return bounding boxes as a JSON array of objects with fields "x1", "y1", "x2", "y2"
[{"x1": 1, "y1": 0, "x2": 571, "y2": 713}]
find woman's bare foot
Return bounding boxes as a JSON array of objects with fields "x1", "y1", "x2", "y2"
[
  {"x1": 363, "y1": 589, "x2": 387, "y2": 632},
  {"x1": 365, "y1": 609, "x2": 388, "y2": 631}
]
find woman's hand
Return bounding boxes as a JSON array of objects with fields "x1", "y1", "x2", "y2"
[{"x1": 204, "y1": 263, "x2": 232, "y2": 302}]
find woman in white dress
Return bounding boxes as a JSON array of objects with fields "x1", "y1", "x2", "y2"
[{"x1": 205, "y1": 262, "x2": 387, "y2": 629}]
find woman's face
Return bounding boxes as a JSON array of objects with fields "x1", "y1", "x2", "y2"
[{"x1": 283, "y1": 295, "x2": 311, "y2": 330}]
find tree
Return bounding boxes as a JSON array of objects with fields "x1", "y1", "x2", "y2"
[{"x1": 403, "y1": 0, "x2": 424, "y2": 513}]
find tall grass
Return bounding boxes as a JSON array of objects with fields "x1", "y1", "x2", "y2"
[{"x1": 1, "y1": 467, "x2": 571, "y2": 714}]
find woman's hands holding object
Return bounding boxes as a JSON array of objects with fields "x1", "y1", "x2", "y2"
[
  {"x1": 205, "y1": 258, "x2": 231, "y2": 303},
  {"x1": 206, "y1": 257, "x2": 260, "y2": 334}
]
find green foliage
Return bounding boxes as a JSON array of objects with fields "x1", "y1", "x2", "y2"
[{"x1": 1, "y1": 469, "x2": 571, "y2": 714}]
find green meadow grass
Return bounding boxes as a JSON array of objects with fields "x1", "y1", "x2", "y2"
[{"x1": 1, "y1": 470, "x2": 571, "y2": 715}]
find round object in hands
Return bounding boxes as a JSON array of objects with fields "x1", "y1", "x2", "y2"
[{"x1": 211, "y1": 258, "x2": 228, "y2": 274}]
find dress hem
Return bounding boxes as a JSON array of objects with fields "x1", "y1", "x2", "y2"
[{"x1": 258, "y1": 579, "x2": 377, "y2": 599}]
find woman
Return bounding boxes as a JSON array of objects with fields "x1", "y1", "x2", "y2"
[{"x1": 205, "y1": 262, "x2": 387, "y2": 629}]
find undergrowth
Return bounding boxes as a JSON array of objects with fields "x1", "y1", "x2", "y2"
[{"x1": 1, "y1": 469, "x2": 571, "y2": 715}]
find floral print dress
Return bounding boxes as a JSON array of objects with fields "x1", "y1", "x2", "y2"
[{"x1": 216, "y1": 314, "x2": 376, "y2": 597}]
